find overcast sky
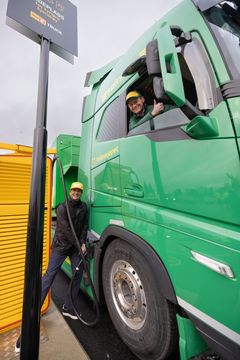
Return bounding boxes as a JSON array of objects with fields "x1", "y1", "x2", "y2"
[{"x1": 0, "y1": 0, "x2": 181, "y2": 148}]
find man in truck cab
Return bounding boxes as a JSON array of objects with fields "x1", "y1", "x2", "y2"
[{"x1": 126, "y1": 90, "x2": 174, "y2": 131}]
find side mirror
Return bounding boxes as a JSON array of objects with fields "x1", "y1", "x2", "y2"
[{"x1": 146, "y1": 39, "x2": 161, "y2": 75}]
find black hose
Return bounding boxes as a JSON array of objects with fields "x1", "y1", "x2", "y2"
[{"x1": 53, "y1": 155, "x2": 100, "y2": 327}]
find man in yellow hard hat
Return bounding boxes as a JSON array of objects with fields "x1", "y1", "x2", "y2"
[
  {"x1": 126, "y1": 91, "x2": 173, "y2": 131},
  {"x1": 15, "y1": 182, "x2": 87, "y2": 352},
  {"x1": 49, "y1": 181, "x2": 87, "y2": 319}
]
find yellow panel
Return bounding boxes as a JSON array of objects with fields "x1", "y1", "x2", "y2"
[{"x1": 0, "y1": 154, "x2": 52, "y2": 333}]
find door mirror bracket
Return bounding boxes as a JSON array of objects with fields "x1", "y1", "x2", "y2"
[
  {"x1": 183, "y1": 115, "x2": 219, "y2": 139},
  {"x1": 174, "y1": 31, "x2": 192, "y2": 47}
]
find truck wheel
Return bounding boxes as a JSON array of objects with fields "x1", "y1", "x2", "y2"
[{"x1": 102, "y1": 239, "x2": 178, "y2": 360}]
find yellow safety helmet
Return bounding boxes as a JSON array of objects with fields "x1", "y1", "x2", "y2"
[
  {"x1": 126, "y1": 91, "x2": 142, "y2": 103},
  {"x1": 70, "y1": 182, "x2": 84, "y2": 191}
]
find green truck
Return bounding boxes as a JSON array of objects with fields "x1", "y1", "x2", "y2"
[{"x1": 61, "y1": 1, "x2": 240, "y2": 359}]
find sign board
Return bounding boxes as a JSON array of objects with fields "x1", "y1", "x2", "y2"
[{"x1": 6, "y1": 0, "x2": 78, "y2": 63}]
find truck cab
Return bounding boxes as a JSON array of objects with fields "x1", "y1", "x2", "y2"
[{"x1": 80, "y1": 1, "x2": 240, "y2": 359}]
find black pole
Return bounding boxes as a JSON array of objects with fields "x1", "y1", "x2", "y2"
[{"x1": 20, "y1": 37, "x2": 50, "y2": 360}]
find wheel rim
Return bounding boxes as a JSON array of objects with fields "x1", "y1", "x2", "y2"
[{"x1": 110, "y1": 259, "x2": 147, "y2": 330}]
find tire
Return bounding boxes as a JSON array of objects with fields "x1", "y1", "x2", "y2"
[{"x1": 102, "y1": 239, "x2": 178, "y2": 360}]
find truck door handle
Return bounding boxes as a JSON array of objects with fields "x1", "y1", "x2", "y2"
[{"x1": 124, "y1": 186, "x2": 144, "y2": 198}]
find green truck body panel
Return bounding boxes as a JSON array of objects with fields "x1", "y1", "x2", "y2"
[
  {"x1": 177, "y1": 315, "x2": 208, "y2": 360},
  {"x1": 58, "y1": 1, "x2": 240, "y2": 359},
  {"x1": 52, "y1": 134, "x2": 81, "y2": 216}
]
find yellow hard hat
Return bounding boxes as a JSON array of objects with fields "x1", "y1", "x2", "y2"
[
  {"x1": 70, "y1": 182, "x2": 84, "y2": 191},
  {"x1": 126, "y1": 91, "x2": 142, "y2": 103}
]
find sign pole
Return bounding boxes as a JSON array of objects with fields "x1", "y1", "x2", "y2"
[
  {"x1": 6, "y1": 0, "x2": 77, "y2": 355},
  {"x1": 20, "y1": 36, "x2": 50, "y2": 360}
]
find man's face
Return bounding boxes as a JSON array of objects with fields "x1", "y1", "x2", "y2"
[
  {"x1": 127, "y1": 96, "x2": 145, "y2": 115},
  {"x1": 70, "y1": 188, "x2": 82, "y2": 201}
]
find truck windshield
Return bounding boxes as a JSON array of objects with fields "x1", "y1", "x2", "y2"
[{"x1": 204, "y1": 1, "x2": 240, "y2": 79}]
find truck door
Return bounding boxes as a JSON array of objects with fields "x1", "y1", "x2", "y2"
[
  {"x1": 121, "y1": 21, "x2": 240, "y2": 226},
  {"x1": 90, "y1": 93, "x2": 126, "y2": 234}
]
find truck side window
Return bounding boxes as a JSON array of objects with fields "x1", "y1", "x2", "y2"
[
  {"x1": 97, "y1": 93, "x2": 127, "y2": 141},
  {"x1": 127, "y1": 74, "x2": 190, "y2": 136}
]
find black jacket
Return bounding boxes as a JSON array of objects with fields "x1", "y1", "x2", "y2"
[{"x1": 52, "y1": 198, "x2": 88, "y2": 255}]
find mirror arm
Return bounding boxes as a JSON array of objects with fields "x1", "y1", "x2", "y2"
[
  {"x1": 174, "y1": 32, "x2": 192, "y2": 47},
  {"x1": 170, "y1": 26, "x2": 192, "y2": 47},
  {"x1": 180, "y1": 99, "x2": 203, "y2": 120},
  {"x1": 170, "y1": 25, "x2": 183, "y2": 37},
  {"x1": 122, "y1": 56, "x2": 146, "y2": 77}
]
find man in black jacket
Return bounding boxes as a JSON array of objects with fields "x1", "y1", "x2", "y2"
[
  {"x1": 41, "y1": 181, "x2": 87, "y2": 319},
  {"x1": 15, "y1": 181, "x2": 87, "y2": 352}
]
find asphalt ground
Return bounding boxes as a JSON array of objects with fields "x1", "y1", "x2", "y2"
[
  {"x1": 51, "y1": 270, "x2": 138, "y2": 360},
  {"x1": 51, "y1": 270, "x2": 180, "y2": 360}
]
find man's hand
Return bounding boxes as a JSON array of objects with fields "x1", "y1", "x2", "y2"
[
  {"x1": 151, "y1": 99, "x2": 164, "y2": 117},
  {"x1": 81, "y1": 243, "x2": 86, "y2": 254}
]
